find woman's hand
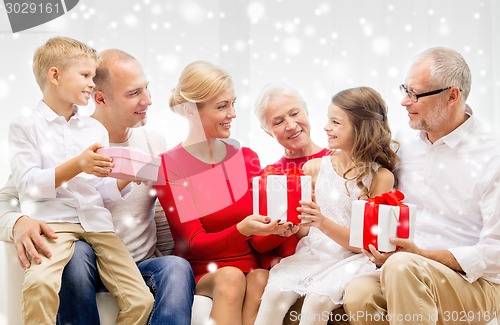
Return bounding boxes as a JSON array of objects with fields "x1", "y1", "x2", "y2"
[
  {"x1": 236, "y1": 215, "x2": 295, "y2": 237},
  {"x1": 277, "y1": 223, "x2": 300, "y2": 238}
]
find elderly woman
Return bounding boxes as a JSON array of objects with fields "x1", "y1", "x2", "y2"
[
  {"x1": 255, "y1": 82, "x2": 331, "y2": 170},
  {"x1": 252, "y1": 83, "x2": 332, "y2": 269}
]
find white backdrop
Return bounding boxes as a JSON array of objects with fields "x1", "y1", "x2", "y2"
[{"x1": 1, "y1": 0, "x2": 499, "y2": 185}]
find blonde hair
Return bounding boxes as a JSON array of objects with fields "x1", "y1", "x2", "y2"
[
  {"x1": 332, "y1": 87, "x2": 399, "y2": 198},
  {"x1": 254, "y1": 82, "x2": 308, "y2": 130},
  {"x1": 32, "y1": 36, "x2": 98, "y2": 90},
  {"x1": 170, "y1": 61, "x2": 233, "y2": 115}
]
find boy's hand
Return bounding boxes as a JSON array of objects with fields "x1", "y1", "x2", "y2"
[{"x1": 78, "y1": 143, "x2": 114, "y2": 177}]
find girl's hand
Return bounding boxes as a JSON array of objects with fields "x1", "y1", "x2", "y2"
[
  {"x1": 362, "y1": 238, "x2": 421, "y2": 267},
  {"x1": 362, "y1": 245, "x2": 394, "y2": 268},
  {"x1": 296, "y1": 200, "x2": 327, "y2": 231}
]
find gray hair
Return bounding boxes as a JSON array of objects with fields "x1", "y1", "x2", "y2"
[
  {"x1": 254, "y1": 82, "x2": 308, "y2": 130},
  {"x1": 413, "y1": 47, "x2": 471, "y2": 101}
]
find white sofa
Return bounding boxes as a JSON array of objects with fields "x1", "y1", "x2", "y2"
[
  {"x1": 0, "y1": 202, "x2": 213, "y2": 325},
  {"x1": 0, "y1": 241, "x2": 213, "y2": 325},
  {"x1": 2, "y1": 242, "x2": 499, "y2": 325}
]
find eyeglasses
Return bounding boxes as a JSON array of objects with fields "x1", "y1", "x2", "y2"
[{"x1": 399, "y1": 84, "x2": 452, "y2": 103}]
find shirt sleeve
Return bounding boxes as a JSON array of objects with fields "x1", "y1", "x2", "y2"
[
  {"x1": 448, "y1": 167, "x2": 500, "y2": 282},
  {"x1": 0, "y1": 175, "x2": 22, "y2": 241},
  {"x1": 9, "y1": 120, "x2": 57, "y2": 200}
]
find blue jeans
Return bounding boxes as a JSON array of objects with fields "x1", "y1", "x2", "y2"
[
  {"x1": 138, "y1": 255, "x2": 195, "y2": 324},
  {"x1": 58, "y1": 240, "x2": 100, "y2": 325},
  {"x1": 57, "y1": 240, "x2": 195, "y2": 325}
]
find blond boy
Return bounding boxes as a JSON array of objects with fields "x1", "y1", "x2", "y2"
[{"x1": 8, "y1": 36, "x2": 153, "y2": 324}]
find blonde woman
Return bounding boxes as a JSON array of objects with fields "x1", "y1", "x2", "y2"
[{"x1": 154, "y1": 61, "x2": 293, "y2": 325}]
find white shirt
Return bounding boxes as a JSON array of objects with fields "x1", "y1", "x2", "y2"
[
  {"x1": 395, "y1": 109, "x2": 500, "y2": 283},
  {"x1": 8, "y1": 100, "x2": 130, "y2": 232},
  {"x1": 106, "y1": 128, "x2": 166, "y2": 262}
]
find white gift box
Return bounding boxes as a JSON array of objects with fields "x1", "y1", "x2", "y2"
[
  {"x1": 97, "y1": 147, "x2": 161, "y2": 182},
  {"x1": 350, "y1": 199, "x2": 416, "y2": 252},
  {"x1": 252, "y1": 174, "x2": 312, "y2": 224}
]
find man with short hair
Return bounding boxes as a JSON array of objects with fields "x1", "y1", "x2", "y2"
[
  {"x1": 0, "y1": 49, "x2": 195, "y2": 325},
  {"x1": 343, "y1": 47, "x2": 500, "y2": 325}
]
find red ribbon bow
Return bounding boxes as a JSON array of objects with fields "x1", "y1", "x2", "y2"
[
  {"x1": 261, "y1": 166, "x2": 305, "y2": 177},
  {"x1": 367, "y1": 189, "x2": 405, "y2": 206},
  {"x1": 363, "y1": 190, "x2": 410, "y2": 252}
]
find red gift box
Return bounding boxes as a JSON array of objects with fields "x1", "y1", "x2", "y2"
[
  {"x1": 252, "y1": 166, "x2": 312, "y2": 224},
  {"x1": 349, "y1": 190, "x2": 416, "y2": 252}
]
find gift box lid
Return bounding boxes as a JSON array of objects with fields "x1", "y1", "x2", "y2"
[
  {"x1": 97, "y1": 147, "x2": 161, "y2": 181},
  {"x1": 97, "y1": 147, "x2": 160, "y2": 166}
]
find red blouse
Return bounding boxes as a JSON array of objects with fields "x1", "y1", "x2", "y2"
[{"x1": 269, "y1": 148, "x2": 332, "y2": 170}]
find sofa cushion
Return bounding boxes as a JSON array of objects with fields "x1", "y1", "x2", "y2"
[{"x1": 154, "y1": 200, "x2": 174, "y2": 256}]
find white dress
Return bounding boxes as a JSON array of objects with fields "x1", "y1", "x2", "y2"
[{"x1": 266, "y1": 156, "x2": 376, "y2": 304}]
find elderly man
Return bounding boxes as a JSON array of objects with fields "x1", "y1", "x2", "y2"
[{"x1": 343, "y1": 47, "x2": 500, "y2": 324}]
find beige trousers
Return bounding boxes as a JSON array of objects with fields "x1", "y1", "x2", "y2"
[
  {"x1": 343, "y1": 252, "x2": 500, "y2": 325},
  {"x1": 22, "y1": 223, "x2": 154, "y2": 325},
  {"x1": 283, "y1": 297, "x2": 350, "y2": 325}
]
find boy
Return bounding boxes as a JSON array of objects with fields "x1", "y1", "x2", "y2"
[{"x1": 8, "y1": 36, "x2": 153, "y2": 324}]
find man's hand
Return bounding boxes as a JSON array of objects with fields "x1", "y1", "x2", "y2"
[
  {"x1": 362, "y1": 238, "x2": 422, "y2": 268},
  {"x1": 13, "y1": 216, "x2": 57, "y2": 269},
  {"x1": 389, "y1": 237, "x2": 423, "y2": 254}
]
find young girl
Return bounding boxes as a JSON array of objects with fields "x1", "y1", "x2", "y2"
[{"x1": 254, "y1": 86, "x2": 399, "y2": 325}]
